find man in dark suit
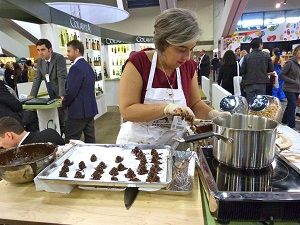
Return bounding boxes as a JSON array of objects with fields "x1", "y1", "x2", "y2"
[
  {"x1": 62, "y1": 40, "x2": 98, "y2": 143},
  {"x1": 29, "y1": 39, "x2": 67, "y2": 134},
  {"x1": 198, "y1": 49, "x2": 211, "y2": 85},
  {"x1": 0, "y1": 80, "x2": 38, "y2": 131},
  {"x1": 0, "y1": 117, "x2": 65, "y2": 149}
]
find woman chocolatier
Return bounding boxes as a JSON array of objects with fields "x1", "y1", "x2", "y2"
[{"x1": 116, "y1": 8, "x2": 229, "y2": 148}]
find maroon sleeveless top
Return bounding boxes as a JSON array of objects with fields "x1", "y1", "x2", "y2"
[{"x1": 127, "y1": 50, "x2": 197, "y2": 106}]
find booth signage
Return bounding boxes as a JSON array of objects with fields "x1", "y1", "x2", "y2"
[
  {"x1": 70, "y1": 17, "x2": 91, "y2": 33},
  {"x1": 50, "y1": 8, "x2": 101, "y2": 36},
  {"x1": 104, "y1": 38, "x2": 127, "y2": 45},
  {"x1": 135, "y1": 36, "x2": 153, "y2": 43}
]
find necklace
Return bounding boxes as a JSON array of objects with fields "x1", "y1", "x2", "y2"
[
  {"x1": 158, "y1": 56, "x2": 174, "y2": 100},
  {"x1": 158, "y1": 56, "x2": 174, "y2": 89}
]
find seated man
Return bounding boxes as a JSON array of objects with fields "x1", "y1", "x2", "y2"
[
  {"x1": 0, "y1": 117, "x2": 65, "y2": 149},
  {"x1": 0, "y1": 80, "x2": 38, "y2": 131}
]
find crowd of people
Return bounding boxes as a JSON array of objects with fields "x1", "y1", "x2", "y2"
[{"x1": 204, "y1": 38, "x2": 300, "y2": 130}]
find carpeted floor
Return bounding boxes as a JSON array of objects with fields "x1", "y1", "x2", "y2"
[{"x1": 94, "y1": 106, "x2": 121, "y2": 144}]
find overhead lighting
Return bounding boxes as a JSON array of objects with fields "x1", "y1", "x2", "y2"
[
  {"x1": 283, "y1": 0, "x2": 287, "y2": 4},
  {"x1": 275, "y1": 3, "x2": 281, "y2": 8},
  {"x1": 47, "y1": 2, "x2": 129, "y2": 24}
]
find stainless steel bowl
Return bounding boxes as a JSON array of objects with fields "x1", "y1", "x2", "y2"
[{"x1": 0, "y1": 143, "x2": 57, "y2": 183}]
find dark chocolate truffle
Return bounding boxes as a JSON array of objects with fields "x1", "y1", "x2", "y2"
[
  {"x1": 61, "y1": 164, "x2": 69, "y2": 172},
  {"x1": 111, "y1": 176, "x2": 118, "y2": 181},
  {"x1": 91, "y1": 171, "x2": 102, "y2": 180},
  {"x1": 130, "y1": 177, "x2": 141, "y2": 182},
  {"x1": 78, "y1": 161, "x2": 86, "y2": 170},
  {"x1": 117, "y1": 163, "x2": 128, "y2": 171},
  {"x1": 95, "y1": 165, "x2": 104, "y2": 174},
  {"x1": 64, "y1": 159, "x2": 73, "y2": 166},
  {"x1": 98, "y1": 161, "x2": 107, "y2": 169},
  {"x1": 59, "y1": 170, "x2": 68, "y2": 177},
  {"x1": 125, "y1": 168, "x2": 136, "y2": 178},
  {"x1": 90, "y1": 154, "x2": 97, "y2": 162},
  {"x1": 109, "y1": 167, "x2": 119, "y2": 176},
  {"x1": 74, "y1": 171, "x2": 85, "y2": 178},
  {"x1": 115, "y1": 155, "x2": 123, "y2": 163}
]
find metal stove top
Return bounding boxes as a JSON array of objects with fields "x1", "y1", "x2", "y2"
[{"x1": 196, "y1": 147, "x2": 300, "y2": 224}]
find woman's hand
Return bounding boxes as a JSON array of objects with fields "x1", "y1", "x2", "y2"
[
  {"x1": 208, "y1": 109, "x2": 231, "y2": 119},
  {"x1": 164, "y1": 103, "x2": 195, "y2": 122}
]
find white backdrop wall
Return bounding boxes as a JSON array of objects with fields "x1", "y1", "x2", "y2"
[{"x1": 99, "y1": 0, "x2": 214, "y2": 43}]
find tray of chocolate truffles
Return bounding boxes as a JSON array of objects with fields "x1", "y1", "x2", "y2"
[{"x1": 36, "y1": 144, "x2": 172, "y2": 189}]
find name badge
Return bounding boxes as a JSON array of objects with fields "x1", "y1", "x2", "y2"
[{"x1": 45, "y1": 74, "x2": 50, "y2": 82}]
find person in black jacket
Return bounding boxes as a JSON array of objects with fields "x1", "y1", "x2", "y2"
[
  {"x1": 217, "y1": 50, "x2": 238, "y2": 95},
  {"x1": 0, "y1": 117, "x2": 65, "y2": 149},
  {"x1": 198, "y1": 49, "x2": 210, "y2": 85},
  {"x1": 0, "y1": 80, "x2": 38, "y2": 131},
  {"x1": 240, "y1": 38, "x2": 274, "y2": 102},
  {"x1": 211, "y1": 54, "x2": 220, "y2": 82}
]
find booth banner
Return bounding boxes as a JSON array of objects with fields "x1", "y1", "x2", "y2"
[{"x1": 222, "y1": 21, "x2": 300, "y2": 54}]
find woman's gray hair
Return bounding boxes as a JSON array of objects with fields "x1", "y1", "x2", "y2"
[{"x1": 153, "y1": 8, "x2": 201, "y2": 53}]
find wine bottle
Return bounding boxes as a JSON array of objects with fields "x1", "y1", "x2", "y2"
[
  {"x1": 113, "y1": 69, "x2": 115, "y2": 75},
  {"x1": 87, "y1": 53, "x2": 89, "y2": 63},
  {"x1": 64, "y1": 30, "x2": 69, "y2": 43},
  {"x1": 114, "y1": 47, "x2": 117, "y2": 54},
  {"x1": 94, "y1": 70, "x2": 97, "y2": 81},
  {"x1": 86, "y1": 38, "x2": 89, "y2": 49},
  {"x1": 74, "y1": 32, "x2": 77, "y2": 40},
  {"x1": 59, "y1": 31, "x2": 65, "y2": 46},
  {"x1": 92, "y1": 40, "x2": 95, "y2": 50},
  {"x1": 97, "y1": 40, "x2": 100, "y2": 50}
]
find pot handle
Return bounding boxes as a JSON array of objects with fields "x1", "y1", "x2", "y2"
[
  {"x1": 174, "y1": 131, "x2": 234, "y2": 144},
  {"x1": 182, "y1": 131, "x2": 215, "y2": 143}
]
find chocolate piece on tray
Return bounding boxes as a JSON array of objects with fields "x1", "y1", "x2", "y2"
[
  {"x1": 64, "y1": 159, "x2": 73, "y2": 166},
  {"x1": 91, "y1": 170, "x2": 102, "y2": 180},
  {"x1": 74, "y1": 171, "x2": 85, "y2": 178},
  {"x1": 111, "y1": 176, "x2": 118, "y2": 181},
  {"x1": 109, "y1": 167, "x2": 119, "y2": 176},
  {"x1": 117, "y1": 163, "x2": 128, "y2": 171},
  {"x1": 125, "y1": 168, "x2": 136, "y2": 178},
  {"x1": 90, "y1": 154, "x2": 98, "y2": 162},
  {"x1": 115, "y1": 155, "x2": 123, "y2": 163},
  {"x1": 78, "y1": 161, "x2": 86, "y2": 170}
]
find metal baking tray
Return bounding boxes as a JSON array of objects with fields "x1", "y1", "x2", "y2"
[
  {"x1": 155, "y1": 150, "x2": 196, "y2": 195},
  {"x1": 37, "y1": 144, "x2": 172, "y2": 188}
]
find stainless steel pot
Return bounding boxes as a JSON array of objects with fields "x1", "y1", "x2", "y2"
[
  {"x1": 212, "y1": 114, "x2": 278, "y2": 169},
  {"x1": 176, "y1": 114, "x2": 278, "y2": 169}
]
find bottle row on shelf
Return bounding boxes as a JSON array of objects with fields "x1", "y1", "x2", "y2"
[
  {"x1": 110, "y1": 45, "x2": 131, "y2": 54},
  {"x1": 86, "y1": 38, "x2": 100, "y2": 51},
  {"x1": 87, "y1": 54, "x2": 101, "y2": 67},
  {"x1": 94, "y1": 70, "x2": 103, "y2": 82},
  {"x1": 59, "y1": 30, "x2": 80, "y2": 47},
  {"x1": 112, "y1": 58, "x2": 126, "y2": 66}
]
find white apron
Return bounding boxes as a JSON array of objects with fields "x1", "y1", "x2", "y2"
[{"x1": 116, "y1": 51, "x2": 187, "y2": 147}]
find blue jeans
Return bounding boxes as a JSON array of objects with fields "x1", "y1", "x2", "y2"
[{"x1": 282, "y1": 91, "x2": 299, "y2": 128}]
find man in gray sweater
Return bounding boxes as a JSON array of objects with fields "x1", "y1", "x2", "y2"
[{"x1": 241, "y1": 38, "x2": 274, "y2": 102}]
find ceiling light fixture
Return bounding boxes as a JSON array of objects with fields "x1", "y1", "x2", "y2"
[
  {"x1": 47, "y1": 2, "x2": 129, "y2": 24},
  {"x1": 275, "y1": 2, "x2": 281, "y2": 8},
  {"x1": 283, "y1": 0, "x2": 287, "y2": 4}
]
